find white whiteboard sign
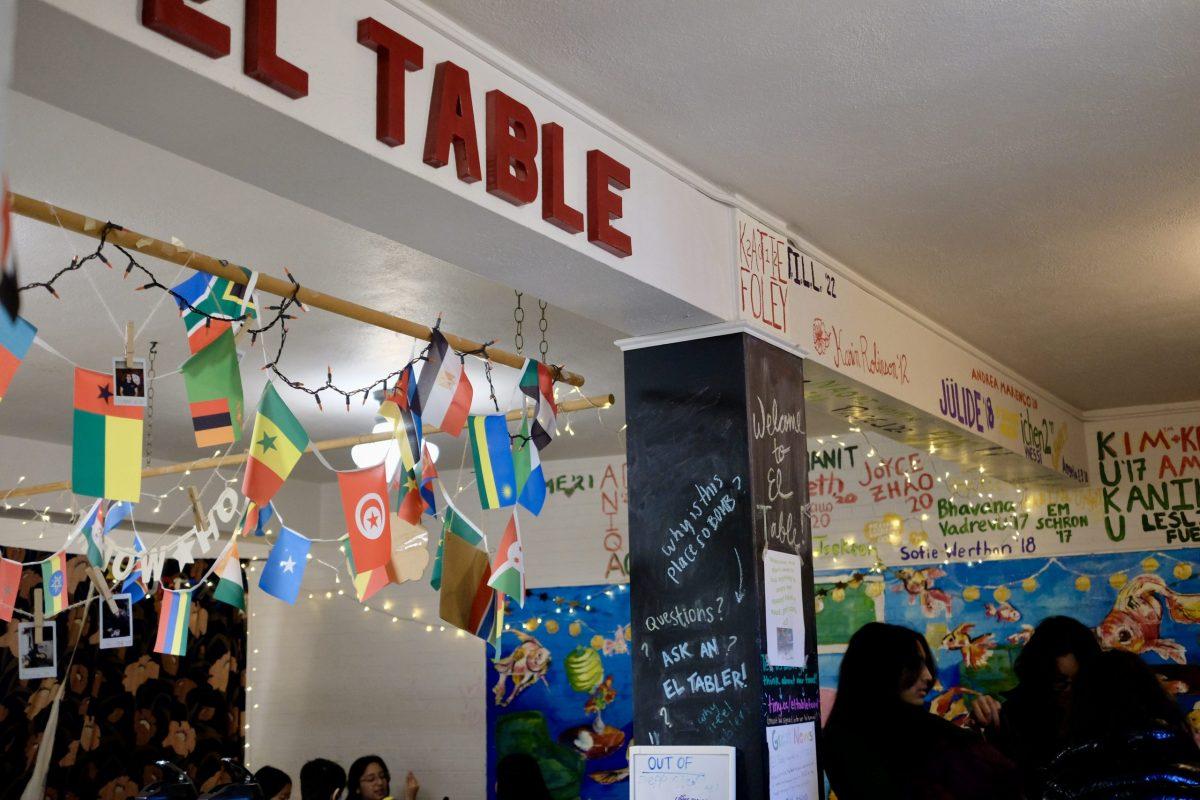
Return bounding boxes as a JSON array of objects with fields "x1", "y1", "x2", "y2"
[{"x1": 629, "y1": 745, "x2": 735, "y2": 800}]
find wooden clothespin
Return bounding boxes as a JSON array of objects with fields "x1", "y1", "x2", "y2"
[
  {"x1": 124, "y1": 321, "x2": 136, "y2": 365},
  {"x1": 88, "y1": 565, "x2": 119, "y2": 615},
  {"x1": 173, "y1": 577, "x2": 184, "y2": 591},
  {"x1": 187, "y1": 486, "x2": 206, "y2": 532},
  {"x1": 33, "y1": 589, "x2": 44, "y2": 643}
]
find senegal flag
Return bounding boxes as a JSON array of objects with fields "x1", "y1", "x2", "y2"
[
  {"x1": 72, "y1": 367, "x2": 143, "y2": 502},
  {"x1": 242, "y1": 383, "x2": 308, "y2": 507},
  {"x1": 181, "y1": 328, "x2": 243, "y2": 448}
]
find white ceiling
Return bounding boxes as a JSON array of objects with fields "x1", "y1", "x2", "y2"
[
  {"x1": 4, "y1": 93, "x2": 627, "y2": 481},
  {"x1": 425, "y1": 0, "x2": 1200, "y2": 410}
]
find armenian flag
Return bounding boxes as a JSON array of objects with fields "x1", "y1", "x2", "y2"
[
  {"x1": 242, "y1": 383, "x2": 309, "y2": 507},
  {"x1": 171, "y1": 269, "x2": 257, "y2": 354},
  {"x1": 72, "y1": 367, "x2": 143, "y2": 502},
  {"x1": 0, "y1": 312, "x2": 34, "y2": 402},
  {"x1": 181, "y1": 328, "x2": 244, "y2": 447},
  {"x1": 519, "y1": 359, "x2": 558, "y2": 450},
  {"x1": 155, "y1": 588, "x2": 192, "y2": 656},
  {"x1": 212, "y1": 539, "x2": 245, "y2": 610},
  {"x1": 41, "y1": 552, "x2": 68, "y2": 616},
  {"x1": 468, "y1": 415, "x2": 517, "y2": 509}
]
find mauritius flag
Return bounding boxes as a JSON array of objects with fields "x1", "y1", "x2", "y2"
[
  {"x1": 243, "y1": 383, "x2": 308, "y2": 507},
  {"x1": 468, "y1": 415, "x2": 517, "y2": 509},
  {"x1": 41, "y1": 552, "x2": 68, "y2": 617},
  {"x1": 212, "y1": 539, "x2": 245, "y2": 610},
  {"x1": 181, "y1": 327, "x2": 243, "y2": 447},
  {"x1": 72, "y1": 367, "x2": 144, "y2": 502},
  {"x1": 155, "y1": 588, "x2": 192, "y2": 656},
  {"x1": 0, "y1": 312, "x2": 34, "y2": 402}
]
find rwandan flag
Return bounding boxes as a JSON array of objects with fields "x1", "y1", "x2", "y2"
[
  {"x1": 155, "y1": 588, "x2": 192, "y2": 656},
  {"x1": 171, "y1": 269, "x2": 257, "y2": 354},
  {"x1": 181, "y1": 328, "x2": 243, "y2": 447},
  {"x1": 468, "y1": 415, "x2": 517, "y2": 509},
  {"x1": 72, "y1": 367, "x2": 143, "y2": 502},
  {"x1": 242, "y1": 383, "x2": 308, "y2": 507},
  {"x1": 0, "y1": 312, "x2": 34, "y2": 402},
  {"x1": 41, "y1": 552, "x2": 68, "y2": 616}
]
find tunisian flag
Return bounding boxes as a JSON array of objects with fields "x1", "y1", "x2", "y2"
[{"x1": 339, "y1": 463, "x2": 392, "y2": 572}]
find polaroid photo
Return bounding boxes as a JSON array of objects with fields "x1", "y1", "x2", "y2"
[
  {"x1": 18, "y1": 622, "x2": 57, "y2": 680},
  {"x1": 113, "y1": 357, "x2": 148, "y2": 407},
  {"x1": 100, "y1": 593, "x2": 134, "y2": 649},
  {"x1": 776, "y1": 626, "x2": 795, "y2": 657}
]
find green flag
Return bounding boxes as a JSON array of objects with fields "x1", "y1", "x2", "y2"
[{"x1": 181, "y1": 328, "x2": 244, "y2": 448}]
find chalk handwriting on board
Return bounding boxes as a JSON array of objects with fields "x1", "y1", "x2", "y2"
[
  {"x1": 662, "y1": 475, "x2": 742, "y2": 585},
  {"x1": 734, "y1": 549, "x2": 746, "y2": 603},
  {"x1": 753, "y1": 396, "x2": 805, "y2": 441},
  {"x1": 659, "y1": 706, "x2": 673, "y2": 727}
]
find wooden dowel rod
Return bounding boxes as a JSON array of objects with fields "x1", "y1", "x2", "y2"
[
  {"x1": 9, "y1": 192, "x2": 586, "y2": 387},
  {"x1": 0, "y1": 393, "x2": 614, "y2": 500}
]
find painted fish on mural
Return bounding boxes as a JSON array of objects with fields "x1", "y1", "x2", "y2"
[
  {"x1": 893, "y1": 567, "x2": 953, "y2": 618},
  {"x1": 985, "y1": 600, "x2": 1022, "y2": 624},
  {"x1": 1097, "y1": 574, "x2": 1200, "y2": 664},
  {"x1": 942, "y1": 623, "x2": 997, "y2": 669},
  {"x1": 492, "y1": 631, "x2": 553, "y2": 707},
  {"x1": 1007, "y1": 624, "x2": 1035, "y2": 646}
]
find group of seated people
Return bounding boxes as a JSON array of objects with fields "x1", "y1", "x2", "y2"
[
  {"x1": 252, "y1": 755, "x2": 418, "y2": 800},
  {"x1": 823, "y1": 617, "x2": 1200, "y2": 799}
]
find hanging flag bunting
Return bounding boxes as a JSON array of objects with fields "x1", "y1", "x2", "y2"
[
  {"x1": 380, "y1": 365, "x2": 422, "y2": 471},
  {"x1": 0, "y1": 557, "x2": 20, "y2": 622},
  {"x1": 514, "y1": 417, "x2": 547, "y2": 515},
  {"x1": 438, "y1": 501, "x2": 499, "y2": 649},
  {"x1": 340, "y1": 538, "x2": 392, "y2": 603},
  {"x1": 121, "y1": 533, "x2": 149, "y2": 603},
  {"x1": 431, "y1": 492, "x2": 485, "y2": 592},
  {"x1": 259, "y1": 526, "x2": 310, "y2": 604},
  {"x1": 393, "y1": 466, "x2": 425, "y2": 526},
  {"x1": 72, "y1": 367, "x2": 144, "y2": 502},
  {"x1": 212, "y1": 538, "x2": 246, "y2": 610},
  {"x1": 171, "y1": 269, "x2": 258, "y2": 354},
  {"x1": 243, "y1": 383, "x2": 309, "y2": 507},
  {"x1": 468, "y1": 414, "x2": 517, "y2": 509},
  {"x1": 339, "y1": 463, "x2": 392, "y2": 573},
  {"x1": 75, "y1": 499, "x2": 106, "y2": 568},
  {"x1": 413, "y1": 329, "x2": 472, "y2": 437},
  {"x1": 519, "y1": 359, "x2": 559, "y2": 451},
  {"x1": 155, "y1": 588, "x2": 192, "y2": 656},
  {"x1": 488, "y1": 510, "x2": 526, "y2": 607},
  {"x1": 104, "y1": 500, "x2": 133, "y2": 533},
  {"x1": 41, "y1": 552, "x2": 68, "y2": 617},
  {"x1": 418, "y1": 443, "x2": 438, "y2": 518},
  {"x1": 238, "y1": 501, "x2": 275, "y2": 537},
  {"x1": 181, "y1": 327, "x2": 244, "y2": 447},
  {"x1": 1, "y1": 176, "x2": 19, "y2": 322},
  {"x1": 0, "y1": 311, "x2": 34, "y2": 401}
]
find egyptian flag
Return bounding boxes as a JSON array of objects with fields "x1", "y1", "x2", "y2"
[
  {"x1": 413, "y1": 329, "x2": 472, "y2": 437},
  {"x1": 0, "y1": 311, "x2": 34, "y2": 402},
  {"x1": 72, "y1": 367, "x2": 144, "y2": 503},
  {"x1": 519, "y1": 359, "x2": 558, "y2": 451},
  {"x1": 181, "y1": 328, "x2": 243, "y2": 447}
]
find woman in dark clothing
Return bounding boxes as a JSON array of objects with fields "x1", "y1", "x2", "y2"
[
  {"x1": 495, "y1": 753, "x2": 552, "y2": 800},
  {"x1": 972, "y1": 615, "x2": 1101, "y2": 796},
  {"x1": 1042, "y1": 649, "x2": 1200, "y2": 799},
  {"x1": 823, "y1": 622, "x2": 1022, "y2": 800}
]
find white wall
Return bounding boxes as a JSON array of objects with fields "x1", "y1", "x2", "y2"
[{"x1": 246, "y1": 453, "x2": 628, "y2": 798}]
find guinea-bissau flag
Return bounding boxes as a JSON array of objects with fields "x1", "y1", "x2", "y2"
[
  {"x1": 181, "y1": 327, "x2": 243, "y2": 447},
  {"x1": 0, "y1": 311, "x2": 34, "y2": 402},
  {"x1": 242, "y1": 383, "x2": 309, "y2": 507},
  {"x1": 72, "y1": 367, "x2": 143, "y2": 502}
]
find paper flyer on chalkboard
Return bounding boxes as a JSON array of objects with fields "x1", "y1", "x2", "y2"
[
  {"x1": 766, "y1": 721, "x2": 819, "y2": 800},
  {"x1": 764, "y1": 549, "x2": 805, "y2": 668}
]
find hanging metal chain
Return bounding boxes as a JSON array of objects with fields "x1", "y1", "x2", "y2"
[
  {"x1": 538, "y1": 299, "x2": 549, "y2": 362},
  {"x1": 513, "y1": 291, "x2": 525, "y2": 354},
  {"x1": 144, "y1": 340, "x2": 158, "y2": 467}
]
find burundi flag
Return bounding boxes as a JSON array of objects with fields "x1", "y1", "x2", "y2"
[
  {"x1": 41, "y1": 552, "x2": 68, "y2": 616},
  {"x1": 487, "y1": 510, "x2": 526, "y2": 606},
  {"x1": 468, "y1": 415, "x2": 517, "y2": 509},
  {"x1": 514, "y1": 417, "x2": 547, "y2": 515},
  {"x1": 155, "y1": 588, "x2": 192, "y2": 656},
  {"x1": 0, "y1": 311, "x2": 34, "y2": 402},
  {"x1": 243, "y1": 383, "x2": 309, "y2": 507},
  {"x1": 171, "y1": 269, "x2": 258, "y2": 354},
  {"x1": 212, "y1": 538, "x2": 246, "y2": 610},
  {"x1": 121, "y1": 532, "x2": 149, "y2": 603},
  {"x1": 340, "y1": 538, "x2": 391, "y2": 603},
  {"x1": 380, "y1": 365, "x2": 422, "y2": 472},
  {"x1": 181, "y1": 328, "x2": 244, "y2": 447},
  {"x1": 438, "y1": 502, "x2": 499, "y2": 649},
  {"x1": 72, "y1": 367, "x2": 144, "y2": 502},
  {"x1": 519, "y1": 359, "x2": 558, "y2": 451},
  {"x1": 413, "y1": 329, "x2": 472, "y2": 437}
]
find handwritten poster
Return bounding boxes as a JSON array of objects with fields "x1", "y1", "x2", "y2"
[
  {"x1": 764, "y1": 550, "x2": 806, "y2": 668},
  {"x1": 766, "y1": 721, "x2": 819, "y2": 800}
]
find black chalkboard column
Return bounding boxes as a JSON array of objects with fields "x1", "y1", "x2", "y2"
[{"x1": 624, "y1": 331, "x2": 819, "y2": 799}]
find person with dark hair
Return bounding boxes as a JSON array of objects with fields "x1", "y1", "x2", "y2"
[
  {"x1": 970, "y1": 615, "x2": 1101, "y2": 795},
  {"x1": 1042, "y1": 649, "x2": 1200, "y2": 799},
  {"x1": 299, "y1": 759, "x2": 345, "y2": 800},
  {"x1": 495, "y1": 753, "x2": 552, "y2": 800},
  {"x1": 822, "y1": 622, "x2": 1021, "y2": 800},
  {"x1": 346, "y1": 755, "x2": 418, "y2": 800},
  {"x1": 254, "y1": 765, "x2": 292, "y2": 800}
]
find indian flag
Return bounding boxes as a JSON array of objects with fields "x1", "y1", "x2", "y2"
[
  {"x1": 242, "y1": 383, "x2": 309, "y2": 507},
  {"x1": 71, "y1": 367, "x2": 144, "y2": 502},
  {"x1": 41, "y1": 552, "x2": 68, "y2": 616},
  {"x1": 212, "y1": 539, "x2": 246, "y2": 610},
  {"x1": 155, "y1": 588, "x2": 192, "y2": 657},
  {"x1": 487, "y1": 510, "x2": 525, "y2": 606}
]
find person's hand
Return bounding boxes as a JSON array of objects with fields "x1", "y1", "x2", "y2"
[
  {"x1": 404, "y1": 771, "x2": 419, "y2": 800},
  {"x1": 969, "y1": 694, "x2": 1002, "y2": 728}
]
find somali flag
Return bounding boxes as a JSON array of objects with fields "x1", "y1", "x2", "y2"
[
  {"x1": 155, "y1": 588, "x2": 192, "y2": 656},
  {"x1": 0, "y1": 312, "x2": 34, "y2": 402},
  {"x1": 467, "y1": 415, "x2": 516, "y2": 510},
  {"x1": 121, "y1": 532, "x2": 149, "y2": 603}
]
